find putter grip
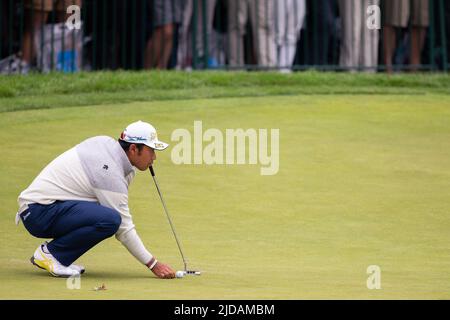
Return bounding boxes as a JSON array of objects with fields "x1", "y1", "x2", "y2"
[{"x1": 149, "y1": 166, "x2": 155, "y2": 176}]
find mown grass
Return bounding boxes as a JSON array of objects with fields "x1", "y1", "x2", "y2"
[
  {"x1": 1, "y1": 70, "x2": 450, "y2": 299},
  {"x1": 1, "y1": 94, "x2": 450, "y2": 299},
  {"x1": 1, "y1": 71, "x2": 449, "y2": 112}
]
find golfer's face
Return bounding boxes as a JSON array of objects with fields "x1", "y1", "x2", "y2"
[{"x1": 135, "y1": 145, "x2": 156, "y2": 170}]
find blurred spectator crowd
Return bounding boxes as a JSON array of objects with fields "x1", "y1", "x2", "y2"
[{"x1": 0, "y1": 0, "x2": 449, "y2": 74}]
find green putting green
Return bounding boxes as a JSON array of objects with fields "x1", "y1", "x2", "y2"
[{"x1": 1, "y1": 93, "x2": 449, "y2": 299}]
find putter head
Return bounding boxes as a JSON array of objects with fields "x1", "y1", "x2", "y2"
[{"x1": 185, "y1": 270, "x2": 201, "y2": 276}]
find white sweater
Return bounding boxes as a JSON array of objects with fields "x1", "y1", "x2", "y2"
[{"x1": 17, "y1": 136, "x2": 155, "y2": 267}]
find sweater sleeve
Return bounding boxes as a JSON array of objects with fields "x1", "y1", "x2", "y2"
[{"x1": 94, "y1": 188, "x2": 155, "y2": 266}]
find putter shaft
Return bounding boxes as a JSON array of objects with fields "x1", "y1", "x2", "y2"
[{"x1": 149, "y1": 166, "x2": 188, "y2": 271}]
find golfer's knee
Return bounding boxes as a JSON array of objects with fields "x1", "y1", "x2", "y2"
[
  {"x1": 98, "y1": 211, "x2": 121, "y2": 235},
  {"x1": 110, "y1": 212, "x2": 122, "y2": 233}
]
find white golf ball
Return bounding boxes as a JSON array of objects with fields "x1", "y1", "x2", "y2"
[{"x1": 176, "y1": 271, "x2": 185, "y2": 278}]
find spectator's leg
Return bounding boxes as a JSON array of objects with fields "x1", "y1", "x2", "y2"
[
  {"x1": 383, "y1": 0, "x2": 409, "y2": 73},
  {"x1": 338, "y1": 0, "x2": 349, "y2": 69},
  {"x1": 145, "y1": 24, "x2": 174, "y2": 69},
  {"x1": 144, "y1": 29, "x2": 158, "y2": 68},
  {"x1": 177, "y1": 0, "x2": 193, "y2": 69},
  {"x1": 275, "y1": 0, "x2": 286, "y2": 69},
  {"x1": 409, "y1": 0, "x2": 429, "y2": 71},
  {"x1": 251, "y1": 0, "x2": 276, "y2": 67},
  {"x1": 156, "y1": 23, "x2": 175, "y2": 69},
  {"x1": 228, "y1": 0, "x2": 247, "y2": 67},
  {"x1": 289, "y1": 0, "x2": 305, "y2": 68},
  {"x1": 360, "y1": 0, "x2": 380, "y2": 72},
  {"x1": 318, "y1": 0, "x2": 335, "y2": 66},
  {"x1": 278, "y1": 0, "x2": 305, "y2": 71},
  {"x1": 22, "y1": 9, "x2": 49, "y2": 65},
  {"x1": 410, "y1": 26, "x2": 426, "y2": 70},
  {"x1": 383, "y1": 26, "x2": 396, "y2": 74},
  {"x1": 195, "y1": 0, "x2": 217, "y2": 60},
  {"x1": 206, "y1": 0, "x2": 218, "y2": 64},
  {"x1": 338, "y1": 0, "x2": 362, "y2": 72},
  {"x1": 144, "y1": 0, "x2": 175, "y2": 69}
]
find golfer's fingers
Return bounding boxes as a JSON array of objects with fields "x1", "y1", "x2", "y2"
[
  {"x1": 159, "y1": 270, "x2": 175, "y2": 279},
  {"x1": 163, "y1": 266, "x2": 175, "y2": 278},
  {"x1": 165, "y1": 271, "x2": 175, "y2": 279}
]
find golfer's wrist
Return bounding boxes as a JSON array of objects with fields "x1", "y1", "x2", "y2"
[{"x1": 146, "y1": 257, "x2": 158, "y2": 270}]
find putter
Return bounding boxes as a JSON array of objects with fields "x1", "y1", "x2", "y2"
[{"x1": 149, "y1": 166, "x2": 201, "y2": 276}]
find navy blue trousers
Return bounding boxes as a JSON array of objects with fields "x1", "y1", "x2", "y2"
[{"x1": 21, "y1": 200, "x2": 121, "y2": 266}]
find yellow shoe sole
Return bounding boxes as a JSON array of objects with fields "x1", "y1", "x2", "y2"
[{"x1": 30, "y1": 256, "x2": 60, "y2": 277}]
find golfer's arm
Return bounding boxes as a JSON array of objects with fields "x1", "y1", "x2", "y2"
[
  {"x1": 95, "y1": 188, "x2": 157, "y2": 268},
  {"x1": 116, "y1": 228, "x2": 157, "y2": 269}
]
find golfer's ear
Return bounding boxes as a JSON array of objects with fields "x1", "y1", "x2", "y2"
[{"x1": 129, "y1": 144, "x2": 136, "y2": 154}]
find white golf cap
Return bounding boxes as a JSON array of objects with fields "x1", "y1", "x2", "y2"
[{"x1": 119, "y1": 120, "x2": 169, "y2": 151}]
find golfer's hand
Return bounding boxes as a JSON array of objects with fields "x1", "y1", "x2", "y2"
[{"x1": 151, "y1": 262, "x2": 175, "y2": 279}]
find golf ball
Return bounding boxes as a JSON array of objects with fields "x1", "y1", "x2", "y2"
[{"x1": 176, "y1": 271, "x2": 185, "y2": 278}]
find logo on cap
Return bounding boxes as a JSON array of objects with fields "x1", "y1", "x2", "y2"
[{"x1": 126, "y1": 136, "x2": 147, "y2": 142}]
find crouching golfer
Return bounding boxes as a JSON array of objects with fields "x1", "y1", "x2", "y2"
[{"x1": 16, "y1": 121, "x2": 176, "y2": 279}]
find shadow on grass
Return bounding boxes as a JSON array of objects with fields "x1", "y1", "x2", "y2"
[{"x1": 15, "y1": 267, "x2": 160, "y2": 281}]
